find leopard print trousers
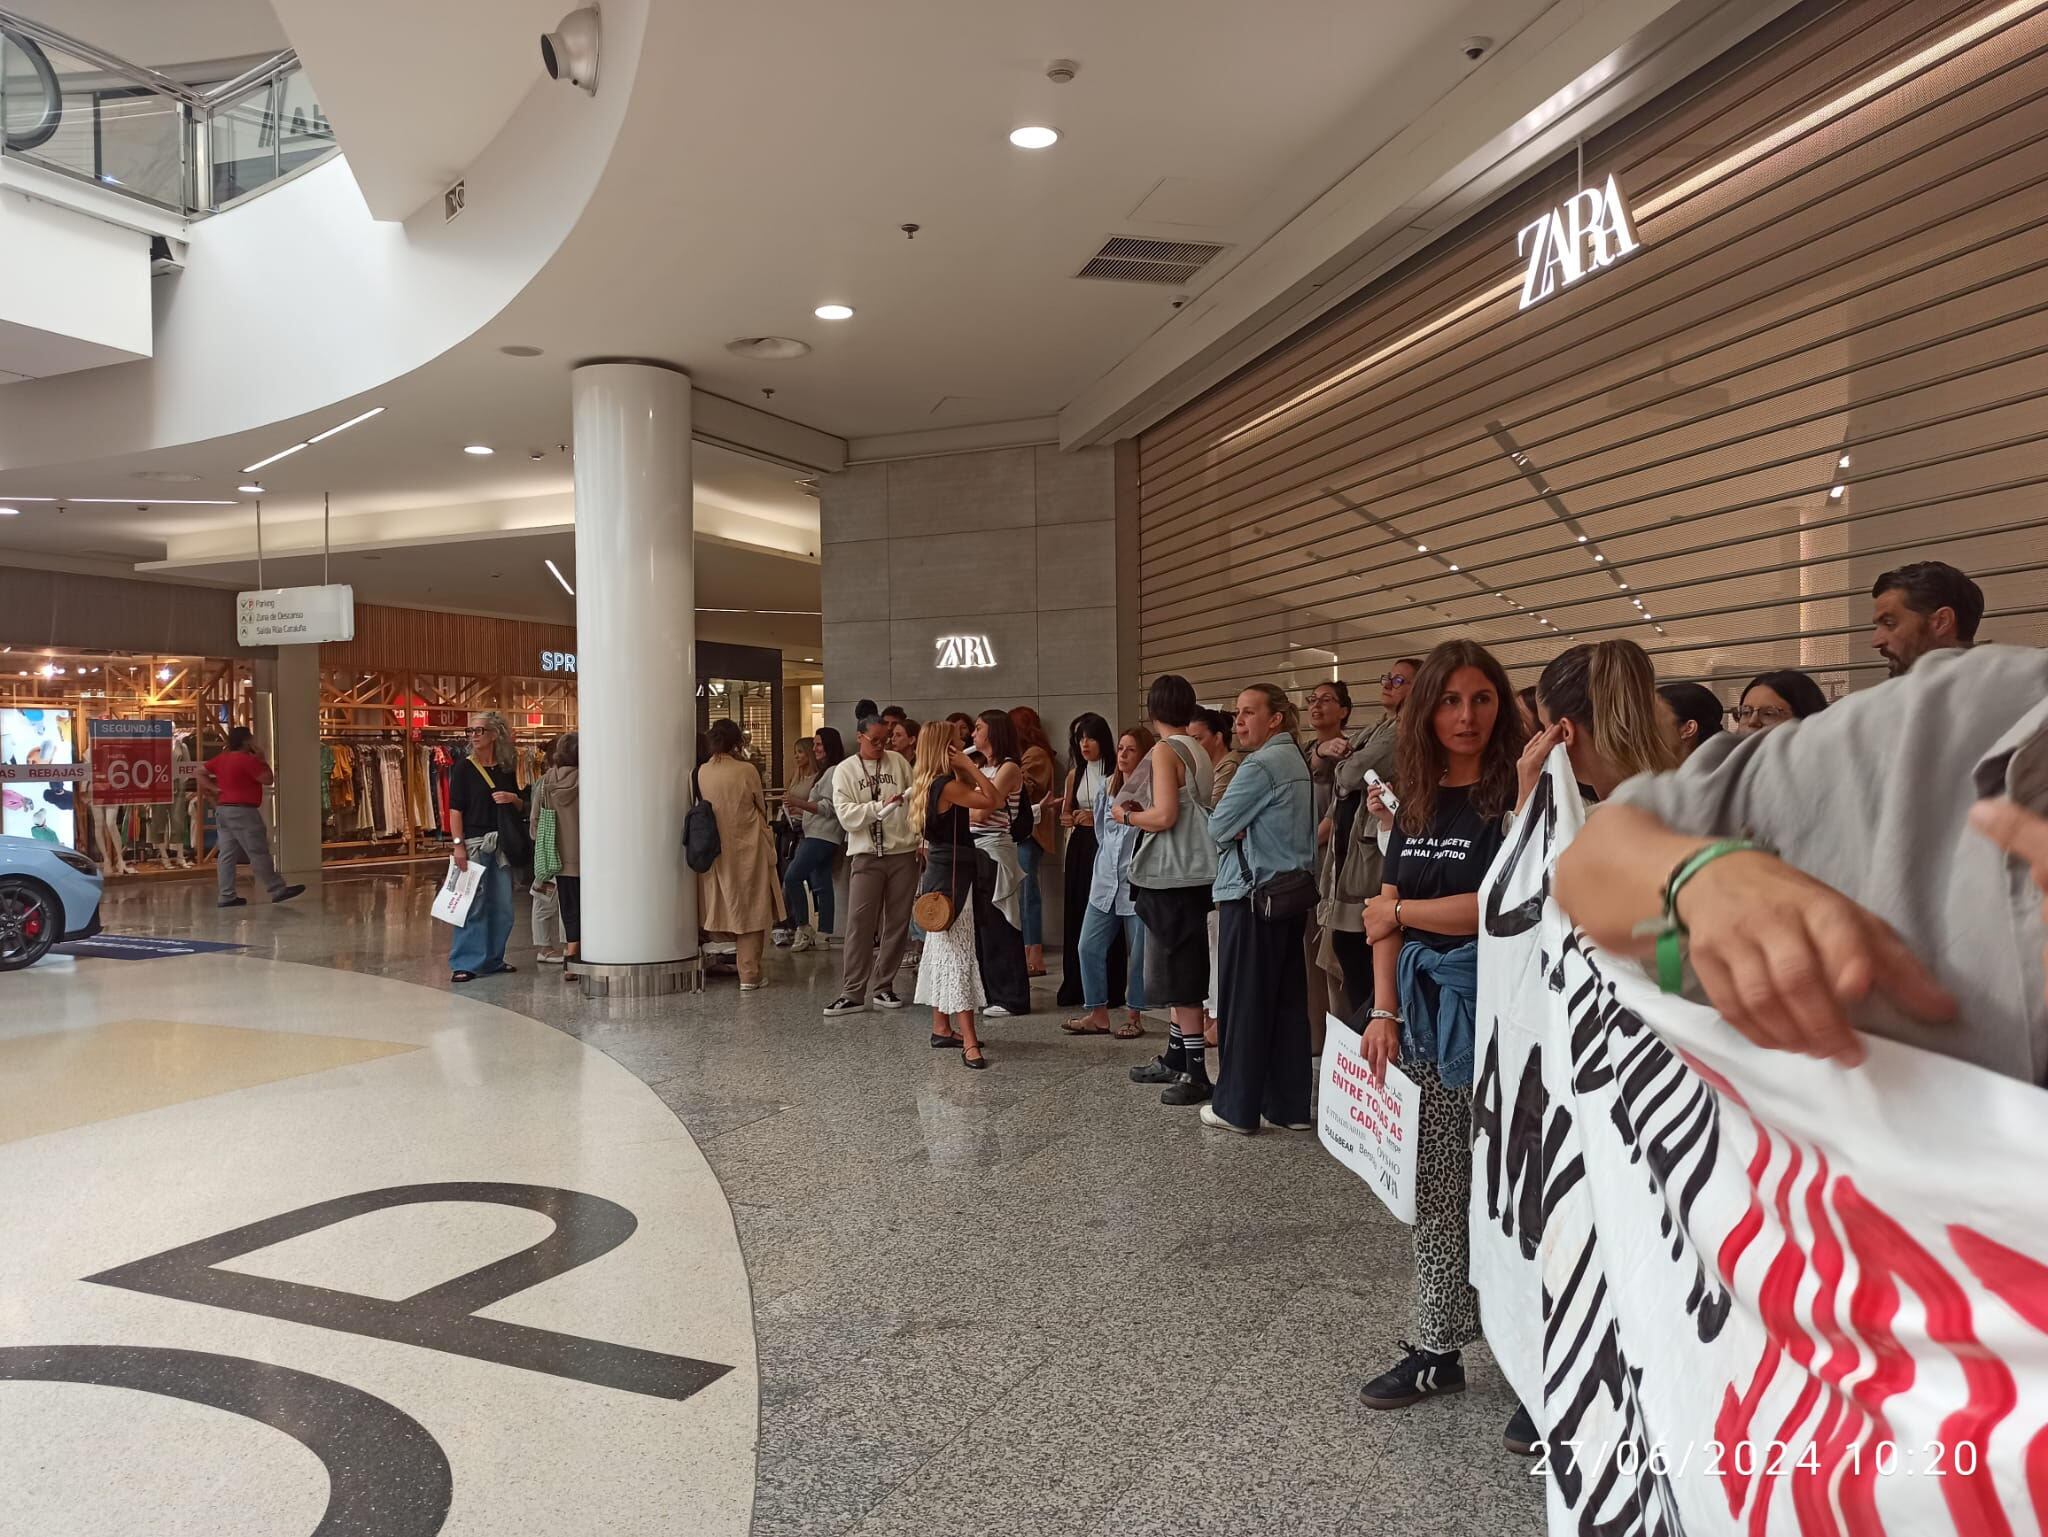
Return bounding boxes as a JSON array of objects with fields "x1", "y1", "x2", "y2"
[{"x1": 1406, "y1": 1055, "x2": 1481, "y2": 1355}]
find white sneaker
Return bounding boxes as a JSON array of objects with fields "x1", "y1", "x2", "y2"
[
  {"x1": 790, "y1": 927, "x2": 816, "y2": 952},
  {"x1": 1200, "y1": 1104, "x2": 1255, "y2": 1135},
  {"x1": 983, "y1": 1005, "x2": 1014, "y2": 1018}
]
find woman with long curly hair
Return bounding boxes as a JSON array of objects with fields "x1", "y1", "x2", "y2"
[
  {"x1": 1356, "y1": 640, "x2": 1525, "y2": 1429},
  {"x1": 970, "y1": 708, "x2": 1033, "y2": 1015}
]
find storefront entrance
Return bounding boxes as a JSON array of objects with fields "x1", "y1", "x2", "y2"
[{"x1": 1135, "y1": 0, "x2": 2048, "y2": 708}]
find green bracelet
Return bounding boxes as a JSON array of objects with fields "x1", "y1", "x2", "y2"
[{"x1": 1632, "y1": 838, "x2": 1772, "y2": 994}]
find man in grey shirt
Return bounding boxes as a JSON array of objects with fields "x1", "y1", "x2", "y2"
[{"x1": 1556, "y1": 645, "x2": 2048, "y2": 1085}]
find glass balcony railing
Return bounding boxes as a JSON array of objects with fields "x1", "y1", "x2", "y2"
[{"x1": 0, "y1": 10, "x2": 336, "y2": 216}]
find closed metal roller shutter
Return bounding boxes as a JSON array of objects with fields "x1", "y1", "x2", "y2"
[{"x1": 1136, "y1": 0, "x2": 2048, "y2": 712}]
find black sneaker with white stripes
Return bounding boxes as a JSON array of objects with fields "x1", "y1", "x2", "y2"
[
  {"x1": 1358, "y1": 1342, "x2": 1465, "y2": 1409},
  {"x1": 870, "y1": 990, "x2": 906, "y2": 1010}
]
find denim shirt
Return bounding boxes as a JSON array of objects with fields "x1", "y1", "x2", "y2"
[
  {"x1": 1209, "y1": 735, "x2": 1315, "y2": 903},
  {"x1": 1088, "y1": 783, "x2": 1141, "y2": 917}
]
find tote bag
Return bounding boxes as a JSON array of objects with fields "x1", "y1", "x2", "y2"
[
  {"x1": 532, "y1": 798, "x2": 562, "y2": 886},
  {"x1": 1127, "y1": 737, "x2": 1215, "y2": 890}
]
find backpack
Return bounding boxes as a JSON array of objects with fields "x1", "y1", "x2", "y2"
[{"x1": 683, "y1": 771, "x2": 722, "y2": 874}]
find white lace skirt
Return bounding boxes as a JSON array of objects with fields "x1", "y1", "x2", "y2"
[{"x1": 915, "y1": 901, "x2": 985, "y2": 1015}]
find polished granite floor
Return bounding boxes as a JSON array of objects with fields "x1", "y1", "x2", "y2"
[{"x1": 52, "y1": 869, "x2": 1545, "y2": 1536}]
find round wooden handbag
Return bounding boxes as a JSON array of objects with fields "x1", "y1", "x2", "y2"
[{"x1": 911, "y1": 780, "x2": 964, "y2": 931}]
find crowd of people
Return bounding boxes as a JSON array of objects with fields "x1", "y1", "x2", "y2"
[{"x1": 436, "y1": 557, "x2": 2048, "y2": 1450}]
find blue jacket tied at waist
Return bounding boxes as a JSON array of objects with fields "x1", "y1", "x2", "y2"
[{"x1": 1397, "y1": 938, "x2": 1479, "y2": 1088}]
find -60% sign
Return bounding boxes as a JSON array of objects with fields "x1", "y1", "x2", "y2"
[{"x1": 88, "y1": 719, "x2": 176, "y2": 806}]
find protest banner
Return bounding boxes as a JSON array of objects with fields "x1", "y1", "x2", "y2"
[{"x1": 1474, "y1": 749, "x2": 2048, "y2": 1535}]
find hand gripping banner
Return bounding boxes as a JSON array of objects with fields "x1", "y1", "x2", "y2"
[{"x1": 1473, "y1": 750, "x2": 2048, "y2": 1536}]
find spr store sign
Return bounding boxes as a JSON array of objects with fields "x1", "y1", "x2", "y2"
[{"x1": 87, "y1": 719, "x2": 173, "y2": 805}]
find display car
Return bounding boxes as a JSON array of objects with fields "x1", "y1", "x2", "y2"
[{"x1": 0, "y1": 835, "x2": 104, "y2": 970}]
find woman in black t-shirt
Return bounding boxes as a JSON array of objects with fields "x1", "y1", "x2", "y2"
[{"x1": 1355, "y1": 640, "x2": 1525, "y2": 1429}]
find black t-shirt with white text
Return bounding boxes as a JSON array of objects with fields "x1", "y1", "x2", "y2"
[{"x1": 1383, "y1": 783, "x2": 1507, "y2": 952}]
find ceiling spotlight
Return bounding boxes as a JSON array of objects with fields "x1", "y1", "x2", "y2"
[
  {"x1": 464, "y1": 444, "x2": 495, "y2": 456},
  {"x1": 1619, "y1": 582, "x2": 1629, "y2": 590},
  {"x1": 1008, "y1": 125, "x2": 1060, "y2": 149},
  {"x1": 1416, "y1": 544, "x2": 1428, "y2": 553},
  {"x1": 813, "y1": 304, "x2": 855, "y2": 321},
  {"x1": 1576, "y1": 535, "x2": 1588, "y2": 543},
  {"x1": 1449, "y1": 564, "x2": 1460, "y2": 572},
  {"x1": 157, "y1": 667, "x2": 171, "y2": 681},
  {"x1": 540, "y1": 6, "x2": 601, "y2": 93},
  {"x1": 1828, "y1": 484, "x2": 1845, "y2": 499},
  {"x1": 1593, "y1": 554, "x2": 1605, "y2": 562},
  {"x1": 544, "y1": 557, "x2": 575, "y2": 597},
  {"x1": 1838, "y1": 454, "x2": 1852, "y2": 468},
  {"x1": 1654, "y1": 626, "x2": 1666, "y2": 635}
]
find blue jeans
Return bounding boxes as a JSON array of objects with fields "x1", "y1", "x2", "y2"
[
  {"x1": 781, "y1": 836, "x2": 837, "y2": 932},
  {"x1": 449, "y1": 848, "x2": 514, "y2": 976},
  {"x1": 1019, "y1": 839, "x2": 1045, "y2": 947},
  {"x1": 1078, "y1": 902, "x2": 1146, "y2": 1011}
]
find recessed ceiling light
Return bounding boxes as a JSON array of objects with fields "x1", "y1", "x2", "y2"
[
  {"x1": 1416, "y1": 544, "x2": 1428, "y2": 553},
  {"x1": 464, "y1": 444, "x2": 495, "y2": 456},
  {"x1": 500, "y1": 344, "x2": 545, "y2": 358},
  {"x1": 307, "y1": 406, "x2": 385, "y2": 445},
  {"x1": 1619, "y1": 582, "x2": 1630, "y2": 590},
  {"x1": 813, "y1": 304, "x2": 855, "y2": 321},
  {"x1": 1828, "y1": 484, "x2": 1845, "y2": 499},
  {"x1": 239, "y1": 483, "x2": 263, "y2": 494},
  {"x1": 0, "y1": 507, "x2": 18, "y2": 517},
  {"x1": 1837, "y1": 454, "x2": 1851, "y2": 468},
  {"x1": 1448, "y1": 564, "x2": 1460, "y2": 572},
  {"x1": 242, "y1": 441, "x2": 309, "y2": 474},
  {"x1": 1576, "y1": 535, "x2": 1588, "y2": 543},
  {"x1": 1593, "y1": 554, "x2": 1605, "y2": 562},
  {"x1": 1009, "y1": 125, "x2": 1060, "y2": 149}
]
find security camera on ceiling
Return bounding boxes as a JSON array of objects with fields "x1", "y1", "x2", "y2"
[{"x1": 541, "y1": 6, "x2": 600, "y2": 94}]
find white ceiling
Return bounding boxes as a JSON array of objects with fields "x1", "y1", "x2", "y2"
[
  {"x1": 0, "y1": 0, "x2": 1648, "y2": 640},
  {"x1": 269, "y1": 0, "x2": 566, "y2": 220}
]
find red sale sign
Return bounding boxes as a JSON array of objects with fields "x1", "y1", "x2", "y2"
[{"x1": 89, "y1": 719, "x2": 175, "y2": 805}]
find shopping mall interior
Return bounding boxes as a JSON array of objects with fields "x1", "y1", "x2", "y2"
[{"x1": 4, "y1": 1, "x2": 2046, "y2": 1533}]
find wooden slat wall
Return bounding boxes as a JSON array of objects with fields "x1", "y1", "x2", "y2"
[
  {"x1": 1134, "y1": 0, "x2": 2048, "y2": 708},
  {"x1": 319, "y1": 604, "x2": 575, "y2": 676}
]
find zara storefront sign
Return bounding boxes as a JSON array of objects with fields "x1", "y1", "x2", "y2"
[
  {"x1": 934, "y1": 634, "x2": 997, "y2": 669},
  {"x1": 1515, "y1": 173, "x2": 1641, "y2": 310},
  {"x1": 235, "y1": 584, "x2": 356, "y2": 646}
]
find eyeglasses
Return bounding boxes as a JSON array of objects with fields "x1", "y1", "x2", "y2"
[
  {"x1": 1379, "y1": 674, "x2": 1413, "y2": 687},
  {"x1": 1733, "y1": 704, "x2": 1791, "y2": 726}
]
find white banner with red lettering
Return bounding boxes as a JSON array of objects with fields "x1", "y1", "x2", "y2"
[{"x1": 1473, "y1": 751, "x2": 2048, "y2": 1536}]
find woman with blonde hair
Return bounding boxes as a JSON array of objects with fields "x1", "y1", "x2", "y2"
[
  {"x1": 1515, "y1": 638, "x2": 1682, "y2": 811},
  {"x1": 447, "y1": 710, "x2": 523, "y2": 983},
  {"x1": 909, "y1": 720, "x2": 1005, "y2": 1066}
]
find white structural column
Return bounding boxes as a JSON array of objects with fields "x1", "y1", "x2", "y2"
[{"x1": 571, "y1": 362, "x2": 697, "y2": 989}]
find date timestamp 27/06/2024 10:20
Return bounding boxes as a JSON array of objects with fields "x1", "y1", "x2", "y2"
[{"x1": 1529, "y1": 1438, "x2": 1988, "y2": 1480}]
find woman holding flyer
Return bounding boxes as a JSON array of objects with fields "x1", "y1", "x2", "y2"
[
  {"x1": 1357, "y1": 641, "x2": 1524, "y2": 1440},
  {"x1": 446, "y1": 711, "x2": 522, "y2": 983}
]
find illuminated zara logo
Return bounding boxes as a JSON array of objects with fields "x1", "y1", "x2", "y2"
[
  {"x1": 934, "y1": 634, "x2": 997, "y2": 670},
  {"x1": 1516, "y1": 173, "x2": 1640, "y2": 310}
]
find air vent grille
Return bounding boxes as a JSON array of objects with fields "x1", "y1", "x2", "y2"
[{"x1": 1077, "y1": 236, "x2": 1227, "y2": 286}]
